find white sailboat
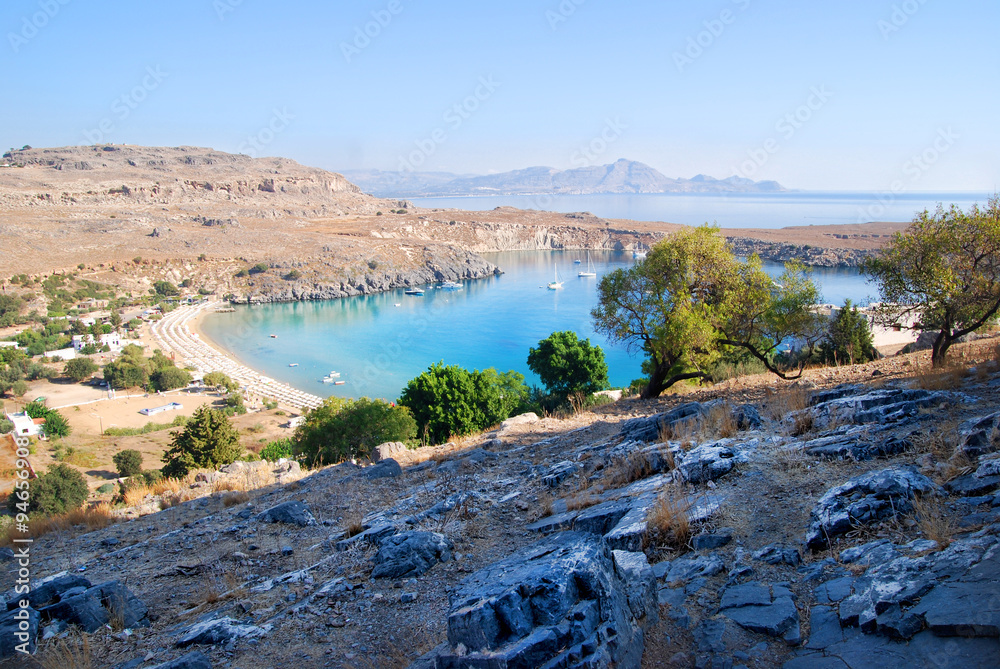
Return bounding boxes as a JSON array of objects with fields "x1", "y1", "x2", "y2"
[
  {"x1": 577, "y1": 252, "x2": 597, "y2": 278},
  {"x1": 547, "y1": 266, "x2": 563, "y2": 290}
]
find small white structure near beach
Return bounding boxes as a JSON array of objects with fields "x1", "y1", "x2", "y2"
[
  {"x1": 140, "y1": 402, "x2": 183, "y2": 417},
  {"x1": 6, "y1": 412, "x2": 44, "y2": 437},
  {"x1": 72, "y1": 332, "x2": 122, "y2": 352}
]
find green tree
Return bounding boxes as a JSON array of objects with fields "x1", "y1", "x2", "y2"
[
  {"x1": 399, "y1": 362, "x2": 528, "y2": 444},
  {"x1": 820, "y1": 299, "x2": 877, "y2": 365},
  {"x1": 112, "y1": 449, "x2": 144, "y2": 478},
  {"x1": 109, "y1": 310, "x2": 123, "y2": 332},
  {"x1": 863, "y1": 197, "x2": 1000, "y2": 366},
  {"x1": 149, "y1": 366, "x2": 192, "y2": 392},
  {"x1": 592, "y1": 226, "x2": 822, "y2": 398},
  {"x1": 103, "y1": 360, "x2": 149, "y2": 389},
  {"x1": 11, "y1": 379, "x2": 27, "y2": 397},
  {"x1": 203, "y1": 371, "x2": 238, "y2": 393},
  {"x1": 24, "y1": 401, "x2": 48, "y2": 419},
  {"x1": 64, "y1": 357, "x2": 99, "y2": 382},
  {"x1": 527, "y1": 331, "x2": 609, "y2": 398},
  {"x1": 41, "y1": 410, "x2": 71, "y2": 439},
  {"x1": 161, "y1": 406, "x2": 241, "y2": 477},
  {"x1": 293, "y1": 397, "x2": 416, "y2": 465},
  {"x1": 153, "y1": 280, "x2": 179, "y2": 297},
  {"x1": 259, "y1": 439, "x2": 293, "y2": 462},
  {"x1": 7, "y1": 463, "x2": 88, "y2": 516},
  {"x1": 0, "y1": 418, "x2": 13, "y2": 434}
]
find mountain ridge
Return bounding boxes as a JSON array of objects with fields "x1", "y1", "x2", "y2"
[{"x1": 341, "y1": 159, "x2": 788, "y2": 197}]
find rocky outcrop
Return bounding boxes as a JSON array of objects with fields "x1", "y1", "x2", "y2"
[
  {"x1": 371, "y1": 531, "x2": 453, "y2": 579},
  {"x1": 412, "y1": 531, "x2": 657, "y2": 669},
  {"x1": 727, "y1": 237, "x2": 877, "y2": 268}
]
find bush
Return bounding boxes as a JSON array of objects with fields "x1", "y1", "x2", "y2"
[
  {"x1": 11, "y1": 380, "x2": 27, "y2": 397},
  {"x1": 283, "y1": 270, "x2": 302, "y2": 281},
  {"x1": 7, "y1": 463, "x2": 89, "y2": 516},
  {"x1": 223, "y1": 393, "x2": 247, "y2": 415},
  {"x1": 64, "y1": 357, "x2": 99, "y2": 382},
  {"x1": 103, "y1": 361, "x2": 149, "y2": 389},
  {"x1": 250, "y1": 263, "x2": 269, "y2": 275},
  {"x1": 820, "y1": 299, "x2": 877, "y2": 365},
  {"x1": 527, "y1": 331, "x2": 609, "y2": 398},
  {"x1": 112, "y1": 449, "x2": 144, "y2": 478},
  {"x1": 203, "y1": 371, "x2": 238, "y2": 393},
  {"x1": 41, "y1": 409, "x2": 71, "y2": 439},
  {"x1": 399, "y1": 362, "x2": 529, "y2": 444},
  {"x1": 149, "y1": 366, "x2": 192, "y2": 392},
  {"x1": 260, "y1": 439, "x2": 293, "y2": 462},
  {"x1": 161, "y1": 406, "x2": 241, "y2": 478},
  {"x1": 153, "y1": 280, "x2": 179, "y2": 297},
  {"x1": 293, "y1": 397, "x2": 416, "y2": 465}
]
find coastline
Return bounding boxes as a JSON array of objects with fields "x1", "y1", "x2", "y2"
[{"x1": 151, "y1": 301, "x2": 325, "y2": 412}]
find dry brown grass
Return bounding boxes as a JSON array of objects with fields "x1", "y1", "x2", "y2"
[
  {"x1": 701, "y1": 402, "x2": 737, "y2": 439},
  {"x1": 644, "y1": 489, "x2": 692, "y2": 553},
  {"x1": 37, "y1": 633, "x2": 92, "y2": 669},
  {"x1": 599, "y1": 451, "x2": 654, "y2": 489},
  {"x1": 912, "y1": 364, "x2": 970, "y2": 391},
  {"x1": 763, "y1": 386, "x2": 812, "y2": 423},
  {"x1": 122, "y1": 483, "x2": 153, "y2": 507},
  {"x1": 222, "y1": 490, "x2": 250, "y2": 507},
  {"x1": 343, "y1": 506, "x2": 365, "y2": 538},
  {"x1": 0, "y1": 502, "x2": 116, "y2": 548},
  {"x1": 911, "y1": 495, "x2": 961, "y2": 549},
  {"x1": 909, "y1": 421, "x2": 961, "y2": 460}
]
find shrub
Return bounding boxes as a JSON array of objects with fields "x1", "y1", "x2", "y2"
[
  {"x1": 42, "y1": 410, "x2": 71, "y2": 439},
  {"x1": 399, "y1": 362, "x2": 529, "y2": 444},
  {"x1": 293, "y1": 397, "x2": 417, "y2": 465},
  {"x1": 820, "y1": 299, "x2": 878, "y2": 365},
  {"x1": 64, "y1": 357, "x2": 99, "y2": 382},
  {"x1": 161, "y1": 406, "x2": 241, "y2": 478},
  {"x1": 11, "y1": 380, "x2": 27, "y2": 397},
  {"x1": 260, "y1": 439, "x2": 293, "y2": 462},
  {"x1": 149, "y1": 366, "x2": 192, "y2": 392},
  {"x1": 112, "y1": 449, "x2": 144, "y2": 478},
  {"x1": 153, "y1": 280, "x2": 179, "y2": 297},
  {"x1": 283, "y1": 270, "x2": 302, "y2": 281},
  {"x1": 203, "y1": 371, "x2": 238, "y2": 393},
  {"x1": 0, "y1": 418, "x2": 12, "y2": 434},
  {"x1": 527, "y1": 331, "x2": 609, "y2": 398},
  {"x1": 7, "y1": 463, "x2": 89, "y2": 516},
  {"x1": 249, "y1": 263, "x2": 269, "y2": 275}
]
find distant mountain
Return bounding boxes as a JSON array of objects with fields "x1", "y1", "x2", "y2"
[{"x1": 341, "y1": 159, "x2": 787, "y2": 197}]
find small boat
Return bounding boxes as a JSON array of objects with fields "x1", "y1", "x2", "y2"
[
  {"x1": 270, "y1": 334, "x2": 278, "y2": 338},
  {"x1": 288, "y1": 363, "x2": 299, "y2": 367},
  {"x1": 328, "y1": 371, "x2": 341, "y2": 378},
  {"x1": 578, "y1": 252, "x2": 597, "y2": 278},
  {"x1": 333, "y1": 380, "x2": 346, "y2": 386},
  {"x1": 573, "y1": 259, "x2": 582, "y2": 264},
  {"x1": 404, "y1": 289, "x2": 424, "y2": 296},
  {"x1": 321, "y1": 377, "x2": 334, "y2": 384},
  {"x1": 633, "y1": 250, "x2": 647, "y2": 260},
  {"x1": 547, "y1": 266, "x2": 563, "y2": 290},
  {"x1": 394, "y1": 303, "x2": 402, "y2": 307},
  {"x1": 440, "y1": 281, "x2": 462, "y2": 290}
]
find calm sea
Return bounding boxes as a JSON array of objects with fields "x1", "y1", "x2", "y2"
[
  {"x1": 200, "y1": 251, "x2": 873, "y2": 401},
  {"x1": 409, "y1": 191, "x2": 992, "y2": 229}
]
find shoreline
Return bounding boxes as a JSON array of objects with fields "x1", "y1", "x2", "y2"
[{"x1": 151, "y1": 301, "x2": 324, "y2": 413}]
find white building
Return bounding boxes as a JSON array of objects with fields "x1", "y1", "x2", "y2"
[
  {"x1": 72, "y1": 332, "x2": 122, "y2": 352},
  {"x1": 6, "y1": 412, "x2": 43, "y2": 437}
]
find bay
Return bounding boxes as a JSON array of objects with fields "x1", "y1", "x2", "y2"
[
  {"x1": 410, "y1": 191, "x2": 991, "y2": 229},
  {"x1": 200, "y1": 251, "x2": 871, "y2": 402}
]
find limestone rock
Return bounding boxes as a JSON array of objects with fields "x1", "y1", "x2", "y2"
[
  {"x1": 176, "y1": 617, "x2": 270, "y2": 647},
  {"x1": 372, "y1": 442, "x2": 408, "y2": 462},
  {"x1": 255, "y1": 500, "x2": 316, "y2": 527},
  {"x1": 371, "y1": 531, "x2": 453, "y2": 579}
]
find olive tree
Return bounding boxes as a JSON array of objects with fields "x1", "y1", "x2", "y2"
[
  {"x1": 527, "y1": 331, "x2": 609, "y2": 397},
  {"x1": 863, "y1": 197, "x2": 1000, "y2": 367}
]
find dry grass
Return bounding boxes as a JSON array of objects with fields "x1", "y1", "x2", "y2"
[
  {"x1": 790, "y1": 412, "x2": 815, "y2": 437},
  {"x1": 0, "y1": 502, "x2": 116, "y2": 548},
  {"x1": 37, "y1": 633, "x2": 92, "y2": 669},
  {"x1": 343, "y1": 507, "x2": 365, "y2": 538},
  {"x1": 644, "y1": 489, "x2": 692, "y2": 553},
  {"x1": 701, "y1": 402, "x2": 737, "y2": 439},
  {"x1": 912, "y1": 364, "x2": 970, "y2": 391},
  {"x1": 911, "y1": 495, "x2": 961, "y2": 549},
  {"x1": 763, "y1": 386, "x2": 812, "y2": 423},
  {"x1": 909, "y1": 421, "x2": 961, "y2": 460},
  {"x1": 122, "y1": 483, "x2": 154, "y2": 507},
  {"x1": 222, "y1": 490, "x2": 250, "y2": 507},
  {"x1": 658, "y1": 416, "x2": 699, "y2": 444},
  {"x1": 599, "y1": 451, "x2": 654, "y2": 489}
]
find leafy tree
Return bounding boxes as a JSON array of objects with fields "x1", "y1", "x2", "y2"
[
  {"x1": 153, "y1": 280, "x2": 179, "y2": 297},
  {"x1": 592, "y1": 226, "x2": 822, "y2": 398},
  {"x1": 260, "y1": 439, "x2": 292, "y2": 462},
  {"x1": 161, "y1": 406, "x2": 241, "y2": 477},
  {"x1": 7, "y1": 463, "x2": 88, "y2": 516},
  {"x1": 11, "y1": 380, "x2": 27, "y2": 397},
  {"x1": 24, "y1": 401, "x2": 48, "y2": 419},
  {"x1": 41, "y1": 410, "x2": 71, "y2": 439},
  {"x1": 64, "y1": 357, "x2": 99, "y2": 382},
  {"x1": 863, "y1": 197, "x2": 1000, "y2": 366},
  {"x1": 820, "y1": 299, "x2": 877, "y2": 365},
  {"x1": 250, "y1": 263, "x2": 269, "y2": 275},
  {"x1": 399, "y1": 362, "x2": 529, "y2": 444},
  {"x1": 293, "y1": 397, "x2": 416, "y2": 465},
  {"x1": 149, "y1": 366, "x2": 192, "y2": 392},
  {"x1": 103, "y1": 360, "x2": 149, "y2": 389},
  {"x1": 203, "y1": 371, "x2": 238, "y2": 393},
  {"x1": 112, "y1": 449, "x2": 144, "y2": 478},
  {"x1": 0, "y1": 418, "x2": 13, "y2": 434},
  {"x1": 109, "y1": 311, "x2": 123, "y2": 332},
  {"x1": 528, "y1": 331, "x2": 609, "y2": 398}
]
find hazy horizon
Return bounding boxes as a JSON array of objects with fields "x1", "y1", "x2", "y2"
[{"x1": 3, "y1": 1, "x2": 998, "y2": 191}]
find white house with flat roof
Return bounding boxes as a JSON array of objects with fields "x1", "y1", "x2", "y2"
[
  {"x1": 72, "y1": 332, "x2": 122, "y2": 352},
  {"x1": 6, "y1": 412, "x2": 43, "y2": 437}
]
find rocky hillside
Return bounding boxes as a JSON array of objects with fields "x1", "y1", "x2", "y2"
[
  {"x1": 3, "y1": 338, "x2": 999, "y2": 668},
  {"x1": 344, "y1": 160, "x2": 786, "y2": 197}
]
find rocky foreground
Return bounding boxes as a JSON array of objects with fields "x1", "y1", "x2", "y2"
[{"x1": 2, "y1": 342, "x2": 999, "y2": 668}]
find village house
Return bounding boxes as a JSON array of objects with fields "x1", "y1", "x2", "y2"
[
  {"x1": 6, "y1": 412, "x2": 44, "y2": 437},
  {"x1": 72, "y1": 331, "x2": 122, "y2": 352}
]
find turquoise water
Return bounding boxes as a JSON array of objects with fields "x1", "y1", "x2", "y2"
[
  {"x1": 200, "y1": 251, "x2": 870, "y2": 402},
  {"x1": 411, "y1": 192, "x2": 992, "y2": 229}
]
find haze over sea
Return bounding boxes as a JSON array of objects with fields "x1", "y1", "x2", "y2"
[
  {"x1": 410, "y1": 191, "x2": 992, "y2": 229},
  {"x1": 201, "y1": 250, "x2": 873, "y2": 403}
]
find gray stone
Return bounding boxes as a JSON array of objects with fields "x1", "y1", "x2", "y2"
[
  {"x1": 945, "y1": 473, "x2": 1000, "y2": 497},
  {"x1": 39, "y1": 580, "x2": 149, "y2": 634},
  {"x1": 335, "y1": 522, "x2": 397, "y2": 551},
  {"x1": 805, "y1": 605, "x2": 845, "y2": 650},
  {"x1": 39, "y1": 591, "x2": 108, "y2": 633},
  {"x1": 911, "y1": 544, "x2": 1000, "y2": 638},
  {"x1": 6, "y1": 574, "x2": 91, "y2": 611},
  {"x1": 612, "y1": 550, "x2": 658, "y2": 625},
  {"x1": 255, "y1": 500, "x2": 316, "y2": 527},
  {"x1": 875, "y1": 604, "x2": 924, "y2": 640},
  {"x1": 721, "y1": 583, "x2": 800, "y2": 644},
  {"x1": 371, "y1": 531, "x2": 453, "y2": 579},
  {"x1": 959, "y1": 411, "x2": 1000, "y2": 458},
  {"x1": 805, "y1": 467, "x2": 937, "y2": 550},
  {"x1": 814, "y1": 576, "x2": 854, "y2": 605},
  {"x1": 0, "y1": 606, "x2": 39, "y2": 657},
  {"x1": 176, "y1": 617, "x2": 270, "y2": 647},
  {"x1": 665, "y1": 553, "x2": 725, "y2": 586},
  {"x1": 542, "y1": 460, "x2": 582, "y2": 488},
  {"x1": 839, "y1": 540, "x2": 899, "y2": 565},
  {"x1": 147, "y1": 652, "x2": 213, "y2": 669},
  {"x1": 619, "y1": 402, "x2": 707, "y2": 442},
  {"x1": 354, "y1": 458, "x2": 403, "y2": 480},
  {"x1": 720, "y1": 583, "x2": 772, "y2": 609},
  {"x1": 694, "y1": 617, "x2": 727, "y2": 653},
  {"x1": 678, "y1": 441, "x2": 739, "y2": 483},
  {"x1": 372, "y1": 441, "x2": 408, "y2": 462},
  {"x1": 416, "y1": 532, "x2": 655, "y2": 668},
  {"x1": 753, "y1": 545, "x2": 802, "y2": 566},
  {"x1": 786, "y1": 627, "x2": 999, "y2": 669},
  {"x1": 693, "y1": 528, "x2": 734, "y2": 551}
]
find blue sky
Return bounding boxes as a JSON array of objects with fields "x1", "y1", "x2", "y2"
[{"x1": 2, "y1": 0, "x2": 997, "y2": 190}]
